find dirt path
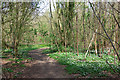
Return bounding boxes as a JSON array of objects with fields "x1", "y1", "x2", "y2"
[{"x1": 19, "y1": 48, "x2": 73, "y2": 78}]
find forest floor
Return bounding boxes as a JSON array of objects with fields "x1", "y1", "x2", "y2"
[
  {"x1": 2, "y1": 46, "x2": 120, "y2": 78},
  {"x1": 18, "y1": 48, "x2": 74, "y2": 78}
]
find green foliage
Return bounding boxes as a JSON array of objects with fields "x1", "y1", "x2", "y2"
[
  {"x1": 3, "y1": 68, "x2": 13, "y2": 73},
  {"x1": 48, "y1": 52, "x2": 120, "y2": 77},
  {"x1": 34, "y1": 29, "x2": 37, "y2": 35},
  {"x1": 3, "y1": 44, "x2": 49, "y2": 60},
  {"x1": 19, "y1": 44, "x2": 48, "y2": 52},
  {"x1": 42, "y1": 49, "x2": 57, "y2": 54},
  {"x1": 20, "y1": 64, "x2": 26, "y2": 67}
]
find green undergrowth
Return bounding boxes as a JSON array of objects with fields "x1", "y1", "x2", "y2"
[
  {"x1": 2, "y1": 44, "x2": 49, "y2": 78},
  {"x1": 3, "y1": 44, "x2": 49, "y2": 53},
  {"x1": 2, "y1": 44, "x2": 49, "y2": 68},
  {"x1": 41, "y1": 48, "x2": 57, "y2": 54},
  {"x1": 48, "y1": 52, "x2": 120, "y2": 78},
  {"x1": 18, "y1": 44, "x2": 49, "y2": 53},
  {"x1": 2, "y1": 44, "x2": 49, "y2": 58}
]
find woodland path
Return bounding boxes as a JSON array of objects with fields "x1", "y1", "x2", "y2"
[{"x1": 19, "y1": 48, "x2": 74, "y2": 78}]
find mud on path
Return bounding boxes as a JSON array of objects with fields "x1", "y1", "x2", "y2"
[{"x1": 19, "y1": 48, "x2": 73, "y2": 78}]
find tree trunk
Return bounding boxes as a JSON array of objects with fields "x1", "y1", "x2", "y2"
[
  {"x1": 83, "y1": 2, "x2": 86, "y2": 50},
  {"x1": 76, "y1": 12, "x2": 79, "y2": 56}
]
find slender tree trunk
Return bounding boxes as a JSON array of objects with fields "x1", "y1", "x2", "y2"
[
  {"x1": 73, "y1": 28, "x2": 76, "y2": 53},
  {"x1": 85, "y1": 31, "x2": 96, "y2": 58},
  {"x1": 14, "y1": 3, "x2": 19, "y2": 58},
  {"x1": 118, "y1": 2, "x2": 120, "y2": 51},
  {"x1": 64, "y1": 26, "x2": 67, "y2": 55},
  {"x1": 83, "y1": 2, "x2": 86, "y2": 50},
  {"x1": 49, "y1": 0, "x2": 53, "y2": 49},
  {"x1": 76, "y1": 12, "x2": 79, "y2": 56},
  {"x1": 98, "y1": 2, "x2": 102, "y2": 57},
  {"x1": 1, "y1": 3, "x2": 4, "y2": 51},
  {"x1": 117, "y1": 2, "x2": 120, "y2": 51},
  {"x1": 111, "y1": 3, "x2": 116, "y2": 64},
  {"x1": 93, "y1": 5, "x2": 98, "y2": 56}
]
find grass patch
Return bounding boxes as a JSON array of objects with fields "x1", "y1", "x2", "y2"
[
  {"x1": 18, "y1": 44, "x2": 49, "y2": 53},
  {"x1": 48, "y1": 52, "x2": 120, "y2": 77},
  {"x1": 2, "y1": 44, "x2": 49, "y2": 78},
  {"x1": 41, "y1": 49, "x2": 57, "y2": 54},
  {"x1": 2, "y1": 44, "x2": 49, "y2": 58}
]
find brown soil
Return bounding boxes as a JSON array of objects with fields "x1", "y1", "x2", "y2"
[
  {"x1": 3, "y1": 48, "x2": 119, "y2": 78},
  {"x1": 18, "y1": 48, "x2": 74, "y2": 78}
]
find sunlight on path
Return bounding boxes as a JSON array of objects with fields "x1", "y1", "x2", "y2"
[{"x1": 19, "y1": 48, "x2": 73, "y2": 78}]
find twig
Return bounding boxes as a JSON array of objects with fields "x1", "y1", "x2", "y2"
[{"x1": 106, "y1": 59, "x2": 117, "y2": 73}]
